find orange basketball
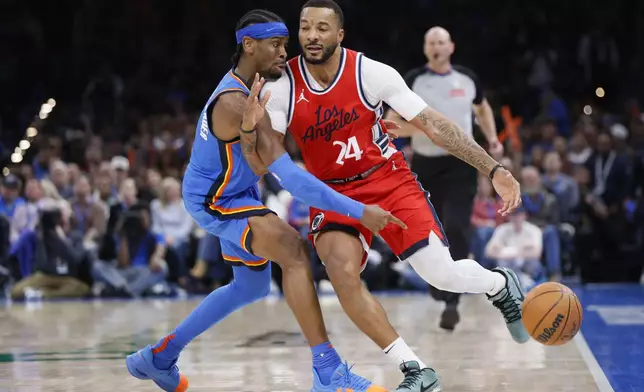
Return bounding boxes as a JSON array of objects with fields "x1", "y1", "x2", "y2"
[{"x1": 521, "y1": 282, "x2": 583, "y2": 346}]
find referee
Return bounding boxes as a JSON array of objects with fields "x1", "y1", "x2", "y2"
[{"x1": 386, "y1": 26, "x2": 503, "y2": 331}]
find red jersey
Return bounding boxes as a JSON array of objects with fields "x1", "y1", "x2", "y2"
[{"x1": 286, "y1": 49, "x2": 397, "y2": 181}]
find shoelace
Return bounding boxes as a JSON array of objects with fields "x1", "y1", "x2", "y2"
[
  {"x1": 398, "y1": 368, "x2": 423, "y2": 389},
  {"x1": 492, "y1": 290, "x2": 521, "y2": 323},
  {"x1": 338, "y1": 362, "x2": 373, "y2": 390}
]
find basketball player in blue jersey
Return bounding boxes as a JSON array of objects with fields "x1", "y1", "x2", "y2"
[{"x1": 125, "y1": 9, "x2": 400, "y2": 392}]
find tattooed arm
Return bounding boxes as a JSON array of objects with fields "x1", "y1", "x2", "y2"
[
  {"x1": 410, "y1": 107, "x2": 521, "y2": 214},
  {"x1": 360, "y1": 56, "x2": 522, "y2": 214},
  {"x1": 361, "y1": 56, "x2": 499, "y2": 175},
  {"x1": 410, "y1": 107, "x2": 498, "y2": 175}
]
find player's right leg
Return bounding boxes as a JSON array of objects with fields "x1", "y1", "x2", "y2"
[
  {"x1": 126, "y1": 262, "x2": 270, "y2": 392},
  {"x1": 247, "y1": 212, "x2": 386, "y2": 392},
  {"x1": 311, "y1": 216, "x2": 441, "y2": 392},
  {"x1": 126, "y1": 199, "x2": 274, "y2": 392}
]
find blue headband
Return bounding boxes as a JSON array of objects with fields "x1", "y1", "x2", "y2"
[{"x1": 235, "y1": 22, "x2": 289, "y2": 44}]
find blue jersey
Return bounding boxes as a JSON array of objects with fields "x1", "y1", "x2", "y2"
[{"x1": 183, "y1": 70, "x2": 263, "y2": 214}]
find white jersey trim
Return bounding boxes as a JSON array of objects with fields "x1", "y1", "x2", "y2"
[
  {"x1": 285, "y1": 64, "x2": 296, "y2": 128},
  {"x1": 298, "y1": 48, "x2": 347, "y2": 95},
  {"x1": 355, "y1": 53, "x2": 395, "y2": 160},
  {"x1": 356, "y1": 53, "x2": 380, "y2": 111}
]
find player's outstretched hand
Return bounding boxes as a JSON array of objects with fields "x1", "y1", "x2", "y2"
[
  {"x1": 360, "y1": 204, "x2": 407, "y2": 234},
  {"x1": 492, "y1": 168, "x2": 522, "y2": 216},
  {"x1": 241, "y1": 73, "x2": 271, "y2": 131},
  {"x1": 382, "y1": 119, "x2": 400, "y2": 140}
]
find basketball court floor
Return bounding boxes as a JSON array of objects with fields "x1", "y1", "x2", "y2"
[{"x1": 0, "y1": 285, "x2": 639, "y2": 391}]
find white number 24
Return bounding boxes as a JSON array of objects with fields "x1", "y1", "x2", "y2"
[{"x1": 333, "y1": 136, "x2": 363, "y2": 165}]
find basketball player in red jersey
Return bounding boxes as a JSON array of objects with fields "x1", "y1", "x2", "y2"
[{"x1": 245, "y1": 1, "x2": 528, "y2": 391}]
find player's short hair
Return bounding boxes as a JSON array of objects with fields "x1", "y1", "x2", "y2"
[
  {"x1": 231, "y1": 9, "x2": 285, "y2": 66},
  {"x1": 301, "y1": 0, "x2": 344, "y2": 28}
]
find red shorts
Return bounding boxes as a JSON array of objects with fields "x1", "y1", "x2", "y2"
[{"x1": 309, "y1": 152, "x2": 448, "y2": 270}]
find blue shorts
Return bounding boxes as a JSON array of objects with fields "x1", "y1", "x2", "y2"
[{"x1": 184, "y1": 186, "x2": 272, "y2": 271}]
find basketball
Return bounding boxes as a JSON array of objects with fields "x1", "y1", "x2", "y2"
[{"x1": 522, "y1": 282, "x2": 583, "y2": 346}]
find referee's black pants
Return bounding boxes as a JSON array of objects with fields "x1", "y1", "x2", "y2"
[{"x1": 411, "y1": 153, "x2": 478, "y2": 307}]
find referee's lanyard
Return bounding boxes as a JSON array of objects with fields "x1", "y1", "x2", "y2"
[{"x1": 593, "y1": 152, "x2": 615, "y2": 197}]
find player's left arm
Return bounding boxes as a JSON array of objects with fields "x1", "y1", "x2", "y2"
[
  {"x1": 363, "y1": 57, "x2": 521, "y2": 214},
  {"x1": 363, "y1": 57, "x2": 500, "y2": 175},
  {"x1": 238, "y1": 127, "x2": 269, "y2": 176}
]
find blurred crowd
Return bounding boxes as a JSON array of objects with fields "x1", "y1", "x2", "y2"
[{"x1": 1, "y1": 0, "x2": 644, "y2": 299}]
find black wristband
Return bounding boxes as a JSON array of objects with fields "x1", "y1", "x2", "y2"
[
  {"x1": 240, "y1": 125, "x2": 256, "y2": 134},
  {"x1": 489, "y1": 164, "x2": 504, "y2": 180}
]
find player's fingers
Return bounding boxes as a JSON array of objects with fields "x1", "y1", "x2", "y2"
[
  {"x1": 387, "y1": 130, "x2": 399, "y2": 139},
  {"x1": 382, "y1": 119, "x2": 401, "y2": 129},
  {"x1": 388, "y1": 214, "x2": 408, "y2": 230},
  {"x1": 253, "y1": 74, "x2": 264, "y2": 94},
  {"x1": 499, "y1": 198, "x2": 511, "y2": 215},
  {"x1": 505, "y1": 200, "x2": 517, "y2": 214},
  {"x1": 512, "y1": 193, "x2": 522, "y2": 211},
  {"x1": 249, "y1": 73, "x2": 261, "y2": 99}
]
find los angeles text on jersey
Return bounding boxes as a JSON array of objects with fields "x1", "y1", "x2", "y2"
[{"x1": 301, "y1": 104, "x2": 360, "y2": 143}]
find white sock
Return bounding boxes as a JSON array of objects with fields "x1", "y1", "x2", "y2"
[
  {"x1": 407, "y1": 232, "x2": 507, "y2": 296},
  {"x1": 383, "y1": 337, "x2": 427, "y2": 369},
  {"x1": 487, "y1": 269, "x2": 507, "y2": 296}
]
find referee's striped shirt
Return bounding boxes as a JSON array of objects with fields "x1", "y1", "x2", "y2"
[{"x1": 404, "y1": 65, "x2": 483, "y2": 157}]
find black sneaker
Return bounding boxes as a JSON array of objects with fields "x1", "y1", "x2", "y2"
[{"x1": 439, "y1": 304, "x2": 460, "y2": 331}]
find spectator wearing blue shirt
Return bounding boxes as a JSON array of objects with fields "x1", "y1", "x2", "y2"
[
  {"x1": 542, "y1": 152, "x2": 580, "y2": 223},
  {"x1": 92, "y1": 204, "x2": 167, "y2": 297},
  {"x1": 0, "y1": 175, "x2": 25, "y2": 219}
]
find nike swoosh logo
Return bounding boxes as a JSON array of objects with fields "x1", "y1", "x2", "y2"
[
  {"x1": 507, "y1": 271, "x2": 525, "y2": 300},
  {"x1": 421, "y1": 380, "x2": 438, "y2": 392},
  {"x1": 384, "y1": 344, "x2": 396, "y2": 354}
]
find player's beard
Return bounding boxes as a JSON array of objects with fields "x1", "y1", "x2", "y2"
[
  {"x1": 264, "y1": 68, "x2": 283, "y2": 80},
  {"x1": 304, "y1": 42, "x2": 338, "y2": 65},
  {"x1": 260, "y1": 63, "x2": 285, "y2": 80}
]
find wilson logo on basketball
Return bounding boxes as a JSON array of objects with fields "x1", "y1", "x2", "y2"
[{"x1": 536, "y1": 313, "x2": 565, "y2": 344}]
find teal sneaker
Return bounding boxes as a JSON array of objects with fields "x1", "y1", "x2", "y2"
[
  {"x1": 395, "y1": 361, "x2": 442, "y2": 392},
  {"x1": 487, "y1": 267, "x2": 530, "y2": 343}
]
